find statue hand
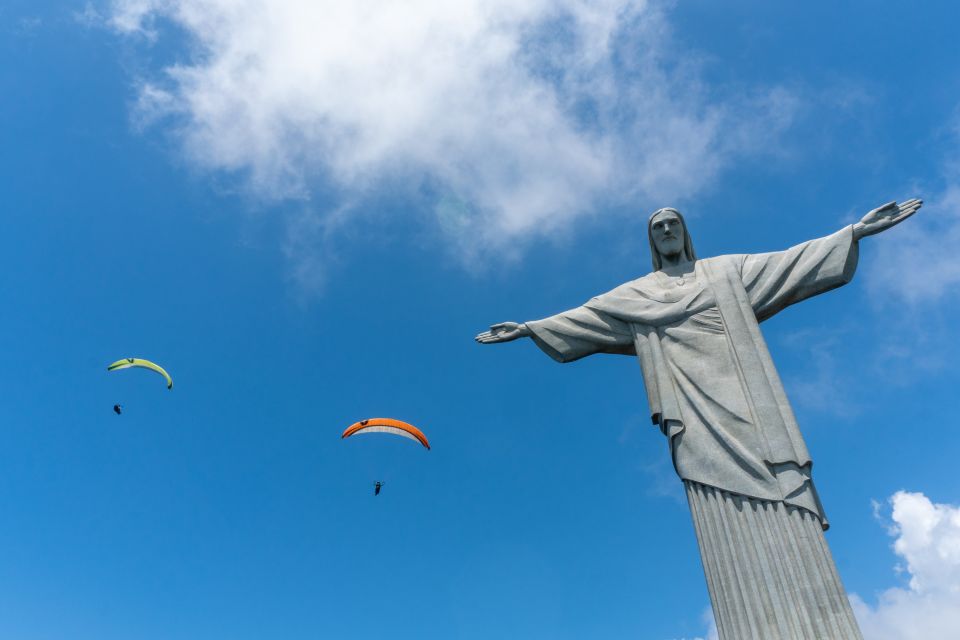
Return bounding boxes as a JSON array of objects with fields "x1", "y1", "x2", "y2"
[
  {"x1": 853, "y1": 198, "x2": 922, "y2": 240},
  {"x1": 475, "y1": 322, "x2": 531, "y2": 344}
]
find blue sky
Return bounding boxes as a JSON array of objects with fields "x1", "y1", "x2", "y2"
[{"x1": 2, "y1": 2, "x2": 960, "y2": 639}]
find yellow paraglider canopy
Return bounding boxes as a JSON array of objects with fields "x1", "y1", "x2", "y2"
[{"x1": 107, "y1": 358, "x2": 173, "y2": 389}]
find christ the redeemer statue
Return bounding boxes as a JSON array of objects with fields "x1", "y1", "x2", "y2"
[{"x1": 476, "y1": 198, "x2": 922, "y2": 640}]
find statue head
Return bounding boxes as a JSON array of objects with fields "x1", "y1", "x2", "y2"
[{"x1": 648, "y1": 207, "x2": 696, "y2": 270}]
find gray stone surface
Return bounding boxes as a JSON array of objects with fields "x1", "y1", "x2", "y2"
[
  {"x1": 686, "y1": 480, "x2": 862, "y2": 639},
  {"x1": 476, "y1": 199, "x2": 921, "y2": 640}
]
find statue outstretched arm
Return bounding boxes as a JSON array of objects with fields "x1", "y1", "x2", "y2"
[
  {"x1": 475, "y1": 322, "x2": 531, "y2": 344},
  {"x1": 852, "y1": 198, "x2": 922, "y2": 240},
  {"x1": 476, "y1": 306, "x2": 635, "y2": 362},
  {"x1": 739, "y1": 198, "x2": 919, "y2": 321}
]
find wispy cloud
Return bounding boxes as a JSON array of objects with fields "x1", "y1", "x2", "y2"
[
  {"x1": 107, "y1": 0, "x2": 797, "y2": 276},
  {"x1": 74, "y1": 2, "x2": 104, "y2": 28},
  {"x1": 865, "y1": 110, "x2": 960, "y2": 307},
  {"x1": 851, "y1": 491, "x2": 960, "y2": 640},
  {"x1": 780, "y1": 326, "x2": 865, "y2": 419},
  {"x1": 865, "y1": 183, "x2": 960, "y2": 306},
  {"x1": 669, "y1": 606, "x2": 718, "y2": 640}
]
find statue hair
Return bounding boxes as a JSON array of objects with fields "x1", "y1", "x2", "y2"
[{"x1": 648, "y1": 207, "x2": 697, "y2": 271}]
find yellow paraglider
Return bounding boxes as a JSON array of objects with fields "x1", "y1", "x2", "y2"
[{"x1": 107, "y1": 358, "x2": 173, "y2": 389}]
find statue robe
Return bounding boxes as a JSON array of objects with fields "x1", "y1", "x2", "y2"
[{"x1": 525, "y1": 226, "x2": 859, "y2": 528}]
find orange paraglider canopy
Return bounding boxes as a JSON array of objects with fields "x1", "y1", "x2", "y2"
[{"x1": 341, "y1": 418, "x2": 431, "y2": 450}]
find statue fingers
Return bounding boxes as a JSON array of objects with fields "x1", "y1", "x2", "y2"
[{"x1": 894, "y1": 200, "x2": 922, "y2": 221}]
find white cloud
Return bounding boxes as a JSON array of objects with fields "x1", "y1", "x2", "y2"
[
  {"x1": 866, "y1": 111, "x2": 960, "y2": 307},
  {"x1": 74, "y1": 3, "x2": 104, "y2": 27},
  {"x1": 669, "y1": 606, "x2": 718, "y2": 640},
  {"x1": 865, "y1": 183, "x2": 960, "y2": 306},
  {"x1": 851, "y1": 491, "x2": 960, "y2": 640},
  {"x1": 108, "y1": 0, "x2": 796, "y2": 265}
]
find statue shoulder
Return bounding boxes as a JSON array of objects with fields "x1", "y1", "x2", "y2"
[{"x1": 699, "y1": 253, "x2": 746, "y2": 273}]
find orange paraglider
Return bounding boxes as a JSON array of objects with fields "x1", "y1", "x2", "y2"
[{"x1": 341, "y1": 418, "x2": 430, "y2": 450}]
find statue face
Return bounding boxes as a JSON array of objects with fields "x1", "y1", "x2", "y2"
[{"x1": 650, "y1": 210, "x2": 685, "y2": 260}]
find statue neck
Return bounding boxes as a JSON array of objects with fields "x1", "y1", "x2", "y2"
[{"x1": 658, "y1": 253, "x2": 694, "y2": 272}]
